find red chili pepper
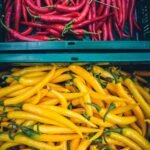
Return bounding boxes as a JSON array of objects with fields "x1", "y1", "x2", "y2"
[
  {"x1": 97, "y1": 0, "x2": 105, "y2": 15},
  {"x1": 114, "y1": 21, "x2": 123, "y2": 39},
  {"x1": 91, "y1": 1, "x2": 97, "y2": 40},
  {"x1": 129, "y1": 0, "x2": 136, "y2": 37},
  {"x1": 44, "y1": 0, "x2": 50, "y2": 6},
  {"x1": 0, "y1": 20, "x2": 41, "y2": 42},
  {"x1": 47, "y1": 28, "x2": 61, "y2": 37},
  {"x1": 88, "y1": 8, "x2": 93, "y2": 38},
  {"x1": 71, "y1": 12, "x2": 114, "y2": 29},
  {"x1": 36, "y1": 0, "x2": 41, "y2": 7},
  {"x1": 62, "y1": 12, "x2": 80, "y2": 18},
  {"x1": 21, "y1": 27, "x2": 33, "y2": 36},
  {"x1": 96, "y1": 21, "x2": 105, "y2": 31},
  {"x1": 111, "y1": 0, "x2": 119, "y2": 23},
  {"x1": 71, "y1": 29, "x2": 100, "y2": 35},
  {"x1": 73, "y1": 3, "x2": 90, "y2": 23},
  {"x1": 49, "y1": 0, "x2": 53, "y2": 5},
  {"x1": 108, "y1": 18, "x2": 114, "y2": 40},
  {"x1": 70, "y1": 0, "x2": 76, "y2": 6},
  {"x1": 49, "y1": 24, "x2": 65, "y2": 32},
  {"x1": 28, "y1": 35, "x2": 57, "y2": 41},
  {"x1": 49, "y1": 0, "x2": 86, "y2": 13},
  {"x1": 5, "y1": 6, "x2": 12, "y2": 27},
  {"x1": 5, "y1": 0, "x2": 11, "y2": 13},
  {"x1": 117, "y1": 0, "x2": 123, "y2": 26},
  {"x1": 121, "y1": 0, "x2": 126, "y2": 30},
  {"x1": 14, "y1": 0, "x2": 21, "y2": 31},
  {"x1": 22, "y1": 0, "x2": 28, "y2": 22},
  {"x1": 37, "y1": 31, "x2": 49, "y2": 35},
  {"x1": 102, "y1": 23, "x2": 108, "y2": 40},
  {"x1": 21, "y1": 21, "x2": 50, "y2": 29},
  {"x1": 25, "y1": 0, "x2": 52, "y2": 13},
  {"x1": 28, "y1": 10, "x2": 72, "y2": 23}
]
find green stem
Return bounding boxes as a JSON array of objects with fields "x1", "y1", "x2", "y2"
[
  {"x1": 1, "y1": 75, "x2": 20, "y2": 81},
  {"x1": 82, "y1": 112, "x2": 91, "y2": 120},
  {"x1": 0, "y1": 19, "x2": 8, "y2": 30},
  {"x1": 103, "y1": 103, "x2": 116, "y2": 122},
  {"x1": 94, "y1": 0, "x2": 119, "y2": 9},
  {"x1": 85, "y1": 103, "x2": 101, "y2": 112},
  {"x1": 26, "y1": 7, "x2": 39, "y2": 20}
]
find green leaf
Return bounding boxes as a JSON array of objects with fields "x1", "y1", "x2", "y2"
[{"x1": 86, "y1": 132, "x2": 96, "y2": 140}]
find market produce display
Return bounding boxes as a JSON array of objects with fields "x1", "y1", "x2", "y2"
[
  {"x1": 0, "y1": 64, "x2": 150, "y2": 149},
  {"x1": 1, "y1": 0, "x2": 140, "y2": 41}
]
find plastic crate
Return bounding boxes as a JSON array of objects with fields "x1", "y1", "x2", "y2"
[{"x1": 0, "y1": 0, "x2": 150, "y2": 52}]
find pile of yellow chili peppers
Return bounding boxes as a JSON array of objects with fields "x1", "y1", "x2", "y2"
[{"x1": 0, "y1": 64, "x2": 150, "y2": 150}]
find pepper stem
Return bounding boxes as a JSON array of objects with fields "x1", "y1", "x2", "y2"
[
  {"x1": 26, "y1": 7, "x2": 39, "y2": 20},
  {"x1": 94, "y1": 0, "x2": 119, "y2": 10},
  {"x1": 103, "y1": 103, "x2": 116, "y2": 121},
  {"x1": 1, "y1": 75, "x2": 20, "y2": 81},
  {"x1": 0, "y1": 19, "x2": 9, "y2": 30}
]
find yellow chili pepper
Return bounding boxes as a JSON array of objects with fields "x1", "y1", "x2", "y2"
[
  {"x1": 50, "y1": 89, "x2": 68, "y2": 108},
  {"x1": 73, "y1": 78, "x2": 93, "y2": 116},
  {"x1": 0, "y1": 84, "x2": 25, "y2": 98},
  {"x1": 3, "y1": 66, "x2": 56, "y2": 105},
  {"x1": 111, "y1": 104, "x2": 137, "y2": 114},
  {"x1": 76, "y1": 128, "x2": 104, "y2": 150},
  {"x1": 23, "y1": 104, "x2": 83, "y2": 137},
  {"x1": 102, "y1": 137, "x2": 125, "y2": 147},
  {"x1": 52, "y1": 67, "x2": 69, "y2": 79},
  {"x1": 92, "y1": 116, "x2": 114, "y2": 126},
  {"x1": 93, "y1": 65, "x2": 113, "y2": 78},
  {"x1": 12, "y1": 65, "x2": 53, "y2": 76},
  {"x1": 0, "y1": 142, "x2": 20, "y2": 150},
  {"x1": 124, "y1": 78, "x2": 150, "y2": 118},
  {"x1": 35, "y1": 134, "x2": 81, "y2": 142},
  {"x1": 122, "y1": 128, "x2": 150, "y2": 150},
  {"x1": 7, "y1": 111, "x2": 63, "y2": 127},
  {"x1": 22, "y1": 71, "x2": 47, "y2": 78},
  {"x1": 110, "y1": 132, "x2": 142, "y2": 150},
  {"x1": 135, "y1": 83, "x2": 150, "y2": 104},
  {"x1": 52, "y1": 74, "x2": 72, "y2": 83},
  {"x1": 39, "y1": 105, "x2": 96, "y2": 128},
  {"x1": 99, "y1": 108, "x2": 137, "y2": 125},
  {"x1": 114, "y1": 83, "x2": 146, "y2": 136},
  {"x1": 62, "y1": 141, "x2": 68, "y2": 150},
  {"x1": 23, "y1": 120, "x2": 36, "y2": 126},
  {"x1": 70, "y1": 138, "x2": 80, "y2": 150},
  {"x1": 130, "y1": 123, "x2": 143, "y2": 135},
  {"x1": 17, "y1": 76, "x2": 45, "y2": 86},
  {"x1": 69, "y1": 65, "x2": 105, "y2": 94},
  {"x1": 7, "y1": 87, "x2": 32, "y2": 97},
  {"x1": 47, "y1": 83, "x2": 70, "y2": 92},
  {"x1": 0, "y1": 133, "x2": 62, "y2": 150},
  {"x1": 33, "y1": 125, "x2": 100, "y2": 134},
  {"x1": 39, "y1": 98, "x2": 59, "y2": 106}
]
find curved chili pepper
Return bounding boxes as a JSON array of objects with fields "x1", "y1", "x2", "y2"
[
  {"x1": 71, "y1": 12, "x2": 114, "y2": 29},
  {"x1": 25, "y1": 0, "x2": 52, "y2": 13},
  {"x1": 97, "y1": 0, "x2": 105, "y2": 15},
  {"x1": 14, "y1": 0, "x2": 21, "y2": 31},
  {"x1": 47, "y1": 28, "x2": 61, "y2": 37},
  {"x1": 49, "y1": 0, "x2": 86, "y2": 13},
  {"x1": 22, "y1": 0, "x2": 28, "y2": 22},
  {"x1": 129, "y1": 0, "x2": 136, "y2": 37},
  {"x1": 21, "y1": 27, "x2": 33, "y2": 36},
  {"x1": 108, "y1": 18, "x2": 114, "y2": 40},
  {"x1": 0, "y1": 20, "x2": 41, "y2": 42}
]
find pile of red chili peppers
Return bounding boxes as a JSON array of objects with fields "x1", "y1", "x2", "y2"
[{"x1": 2, "y1": 0, "x2": 140, "y2": 42}]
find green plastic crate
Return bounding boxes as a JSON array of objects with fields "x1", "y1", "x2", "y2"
[{"x1": 0, "y1": 0, "x2": 150, "y2": 63}]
